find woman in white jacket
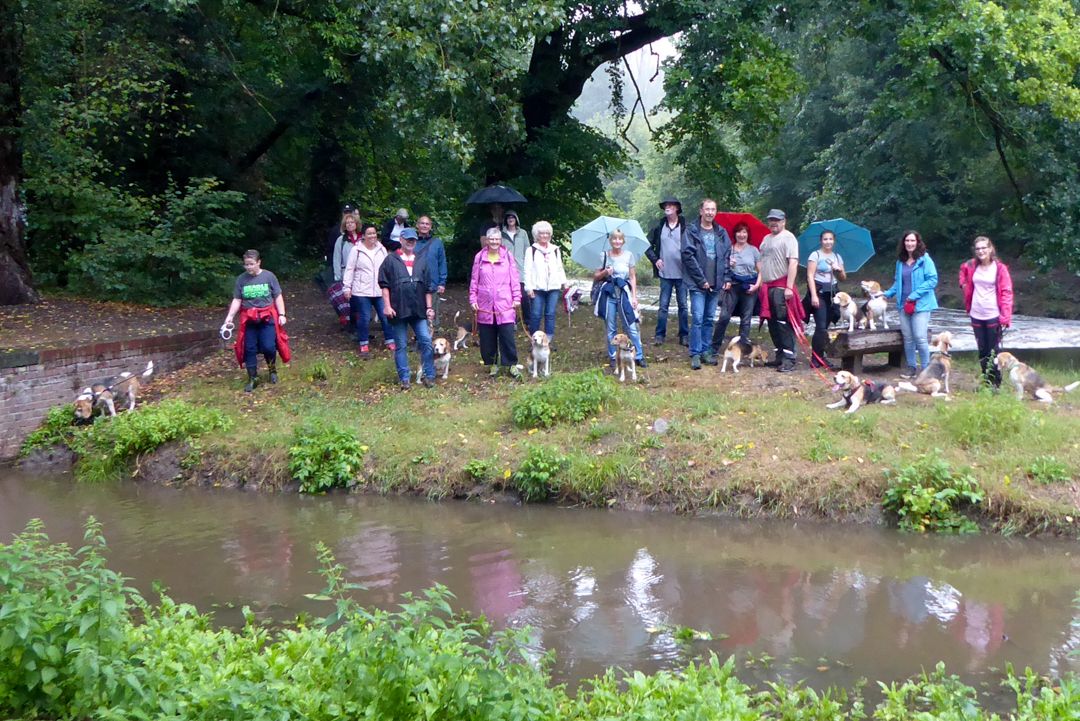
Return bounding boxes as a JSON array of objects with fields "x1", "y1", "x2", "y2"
[
  {"x1": 524, "y1": 220, "x2": 569, "y2": 348},
  {"x1": 342, "y1": 223, "x2": 394, "y2": 357}
]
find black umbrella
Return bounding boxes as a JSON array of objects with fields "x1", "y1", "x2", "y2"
[{"x1": 465, "y1": 184, "x2": 527, "y2": 205}]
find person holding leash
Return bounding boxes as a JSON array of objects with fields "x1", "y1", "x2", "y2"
[
  {"x1": 223, "y1": 249, "x2": 290, "y2": 392},
  {"x1": 958, "y1": 235, "x2": 1013, "y2": 388}
]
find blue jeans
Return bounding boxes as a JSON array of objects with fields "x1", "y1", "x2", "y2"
[
  {"x1": 243, "y1": 318, "x2": 277, "y2": 373},
  {"x1": 688, "y1": 288, "x2": 719, "y2": 357},
  {"x1": 605, "y1": 297, "x2": 644, "y2": 361},
  {"x1": 655, "y1": 277, "x2": 688, "y2": 341},
  {"x1": 391, "y1": 316, "x2": 434, "y2": 382},
  {"x1": 350, "y1": 295, "x2": 392, "y2": 346},
  {"x1": 898, "y1": 309, "x2": 931, "y2": 369},
  {"x1": 529, "y1": 289, "x2": 560, "y2": 339}
]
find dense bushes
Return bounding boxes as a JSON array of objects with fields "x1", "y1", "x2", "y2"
[
  {"x1": 4, "y1": 521, "x2": 1080, "y2": 720},
  {"x1": 510, "y1": 369, "x2": 616, "y2": 429},
  {"x1": 288, "y1": 423, "x2": 367, "y2": 493},
  {"x1": 882, "y1": 453, "x2": 984, "y2": 533}
]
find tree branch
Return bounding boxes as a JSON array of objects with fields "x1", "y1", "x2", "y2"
[{"x1": 233, "y1": 87, "x2": 324, "y2": 172}]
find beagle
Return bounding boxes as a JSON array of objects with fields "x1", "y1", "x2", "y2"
[
  {"x1": 827, "y1": 370, "x2": 896, "y2": 414},
  {"x1": 73, "y1": 361, "x2": 154, "y2": 423}
]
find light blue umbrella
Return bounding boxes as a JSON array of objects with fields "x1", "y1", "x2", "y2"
[
  {"x1": 797, "y1": 218, "x2": 875, "y2": 272},
  {"x1": 570, "y1": 216, "x2": 649, "y2": 270}
]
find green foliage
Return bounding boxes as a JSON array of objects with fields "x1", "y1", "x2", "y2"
[
  {"x1": 307, "y1": 360, "x2": 331, "y2": 383},
  {"x1": 1026, "y1": 456, "x2": 1072, "y2": 485},
  {"x1": 938, "y1": 391, "x2": 1030, "y2": 448},
  {"x1": 882, "y1": 453, "x2": 984, "y2": 533},
  {"x1": 510, "y1": 369, "x2": 616, "y2": 429},
  {"x1": 806, "y1": 430, "x2": 842, "y2": 463},
  {"x1": 513, "y1": 445, "x2": 568, "y2": 502},
  {"x1": 288, "y1": 423, "x2": 367, "y2": 494},
  {"x1": 463, "y1": 458, "x2": 495, "y2": 482},
  {"x1": 69, "y1": 401, "x2": 231, "y2": 482},
  {"x1": 19, "y1": 407, "x2": 78, "y2": 454},
  {"x1": 4, "y1": 522, "x2": 1080, "y2": 719}
]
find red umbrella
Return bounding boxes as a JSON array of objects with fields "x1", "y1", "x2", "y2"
[{"x1": 715, "y1": 212, "x2": 769, "y2": 248}]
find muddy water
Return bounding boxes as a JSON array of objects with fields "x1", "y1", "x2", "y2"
[{"x1": 3, "y1": 472, "x2": 1080, "y2": 691}]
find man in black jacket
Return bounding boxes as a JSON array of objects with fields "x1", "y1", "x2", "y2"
[
  {"x1": 378, "y1": 228, "x2": 436, "y2": 389},
  {"x1": 681, "y1": 198, "x2": 732, "y2": 370},
  {"x1": 644, "y1": 196, "x2": 688, "y2": 347},
  {"x1": 381, "y1": 208, "x2": 410, "y2": 252}
]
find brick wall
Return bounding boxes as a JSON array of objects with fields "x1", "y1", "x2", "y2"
[{"x1": 0, "y1": 330, "x2": 219, "y2": 459}]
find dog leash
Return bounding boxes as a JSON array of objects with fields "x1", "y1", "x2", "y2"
[
  {"x1": 791, "y1": 319, "x2": 833, "y2": 386},
  {"x1": 219, "y1": 321, "x2": 235, "y2": 340}
]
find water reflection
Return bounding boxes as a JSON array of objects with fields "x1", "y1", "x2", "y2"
[{"x1": 2, "y1": 473, "x2": 1079, "y2": 689}]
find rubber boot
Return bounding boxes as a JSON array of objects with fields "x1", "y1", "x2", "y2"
[
  {"x1": 268, "y1": 361, "x2": 278, "y2": 384},
  {"x1": 244, "y1": 370, "x2": 258, "y2": 393}
]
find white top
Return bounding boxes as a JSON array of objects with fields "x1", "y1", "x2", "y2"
[{"x1": 523, "y1": 244, "x2": 568, "y2": 292}]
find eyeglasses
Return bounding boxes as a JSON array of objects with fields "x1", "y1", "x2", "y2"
[{"x1": 974, "y1": 246, "x2": 990, "y2": 251}]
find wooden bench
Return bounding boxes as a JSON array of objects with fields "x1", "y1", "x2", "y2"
[{"x1": 825, "y1": 329, "x2": 905, "y2": 374}]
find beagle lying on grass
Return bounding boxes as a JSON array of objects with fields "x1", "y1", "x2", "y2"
[{"x1": 827, "y1": 370, "x2": 896, "y2": 414}]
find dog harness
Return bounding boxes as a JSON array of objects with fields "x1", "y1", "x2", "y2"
[{"x1": 846, "y1": 380, "x2": 888, "y2": 407}]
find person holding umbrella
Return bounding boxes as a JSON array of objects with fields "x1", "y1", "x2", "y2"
[
  {"x1": 805, "y1": 229, "x2": 846, "y2": 369},
  {"x1": 645, "y1": 196, "x2": 688, "y2": 347},
  {"x1": 682, "y1": 198, "x2": 731, "y2": 370}
]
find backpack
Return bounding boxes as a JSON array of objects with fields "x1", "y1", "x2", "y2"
[{"x1": 589, "y1": 252, "x2": 608, "y2": 305}]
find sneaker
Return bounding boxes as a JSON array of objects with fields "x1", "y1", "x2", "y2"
[
  {"x1": 690, "y1": 355, "x2": 702, "y2": 370},
  {"x1": 358, "y1": 344, "x2": 370, "y2": 359},
  {"x1": 421, "y1": 376, "x2": 435, "y2": 388},
  {"x1": 386, "y1": 340, "x2": 397, "y2": 352},
  {"x1": 899, "y1": 367, "x2": 918, "y2": 379},
  {"x1": 637, "y1": 357, "x2": 647, "y2": 368},
  {"x1": 778, "y1": 360, "x2": 797, "y2": 373},
  {"x1": 678, "y1": 336, "x2": 689, "y2": 347},
  {"x1": 489, "y1": 364, "x2": 500, "y2": 377},
  {"x1": 508, "y1": 365, "x2": 522, "y2": 379},
  {"x1": 702, "y1": 352, "x2": 718, "y2": 366},
  {"x1": 244, "y1": 375, "x2": 258, "y2": 393},
  {"x1": 653, "y1": 337, "x2": 665, "y2": 346}
]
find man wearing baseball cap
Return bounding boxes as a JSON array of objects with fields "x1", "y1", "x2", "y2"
[
  {"x1": 757, "y1": 209, "x2": 801, "y2": 372},
  {"x1": 645, "y1": 196, "x2": 688, "y2": 346}
]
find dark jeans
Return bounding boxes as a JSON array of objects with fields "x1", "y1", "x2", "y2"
[
  {"x1": 709, "y1": 288, "x2": 742, "y2": 353},
  {"x1": 655, "y1": 277, "x2": 688, "y2": 341},
  {"x1": 390, "y1": 316, "x2": 434, "y2": 382},
  {"x1": 243, "y1": 318, "x2": 277, "y2": 373},
  {"x1": 809, "y1": 286, "x2": 834, "y2": 361},
  {"x1": 519, "y1": 284, "x2": 531, "y2": 331},
  {"x1": 767, "y1": 287, "x2": 796, "y2": 360},
  {"x1": 350, "y1": 295, "x2": 392, "y2": 346},
  {"x1": 529, "y1": 289, "x2": 560, "y2": 339},
  {"x1": 971, "y1": 318, "x2": 1002, "y2": 387},
  {"x1": 478, "y1": 323, "x2": 518, "y2": 366}
]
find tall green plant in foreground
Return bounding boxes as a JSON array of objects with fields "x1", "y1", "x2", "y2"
[
  {"x1": 510, "y1": 369, "x2": 616, "y2": 429},
  {"x1": 4, "y1": 521, "x2": 1080, "y2": 719},
  {"x1": 288, "y1": 423, "x2": 367, "y2": 493},
  {"x1": 882, "y1": 453, "x2": 984, "y2": 533}
]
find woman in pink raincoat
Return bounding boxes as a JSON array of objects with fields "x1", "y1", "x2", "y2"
[{"x1": 470, "y1": 227, "x2": 522, "y2": 378}]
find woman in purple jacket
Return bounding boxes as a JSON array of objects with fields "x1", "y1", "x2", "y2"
[{"x1": 470, "y1": 227, "x2": 522, "y2": 378}]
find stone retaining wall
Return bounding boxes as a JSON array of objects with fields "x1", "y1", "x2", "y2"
[{"x1": 0, "y1": 330, "x2": 219, "y2": 459}]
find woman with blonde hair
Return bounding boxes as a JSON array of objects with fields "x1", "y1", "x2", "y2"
[
  {"x1": 958, "y1": 235, "x2": 1013, "y2": 387},
  {"x1": 594, "y1": 229, "x2": 645, "y2": 370}
]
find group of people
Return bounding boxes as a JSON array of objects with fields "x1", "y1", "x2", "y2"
[
  {"x1": 644, "y1": 196, "x2": 1014, "y2": 386},
  {"x1": 223, "y1": 196, "x2": 1015, "y2": 392}
]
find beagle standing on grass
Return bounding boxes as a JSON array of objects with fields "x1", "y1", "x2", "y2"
[
  {"x1": 995, "y1": 352, "x2": 1080, "y2": 403},
  {"x1": 529, "y1": 330, "x2": 551, "y2": 378},
  {"x1": 73, "y1": 361, "x2": 154, "y2": 423}
]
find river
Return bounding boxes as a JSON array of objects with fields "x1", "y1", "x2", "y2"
[{"x1": 3, "y1": 471, "x2": 1079, "y2": 694}]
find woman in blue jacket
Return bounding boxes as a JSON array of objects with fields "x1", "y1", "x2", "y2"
[{"x1": 883, "y1": 230, "x2": 938, "y2": 378}]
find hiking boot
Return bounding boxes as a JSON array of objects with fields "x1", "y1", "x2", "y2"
[
  {"x1": 400, "y1": 379, "x2": 411, "y2": 390},
  {"x1": 421, "y1": 376, "x2": 435, "y2": 389},
  {"x1": 653, "y1": 337, "x2": 665, "y2": 346},
  {"x1": 764, "y1": 355, "x2": 783, "y2": 368},
  {"x1": 489, "y1": 364, "x2": 500, "y2": 377},
  {"x1": 678, "y1": 336, "x2": 688, "y2": 347},
  {"x1": 702, "y1": 352, "x2": 718, "y2": 366},
  {"x1": 267, "y1": 362, "x2": 278, "y2": 384},
  {"x1": 637, "y1": 357, "x2": 647, "y2": 369},
  {"x1": 899, "y1": 367, "x2": 918, "y2": 379},
  {"x1": 244, "y1": 373, "x2": 258, "y2": 393},
  {"x1": 690, "y1": 355, "x2": 702, "y2": 370},
  {"x1": 358, "y1": 344, "x2": 370, "y2": 359},
  {"x1": 778, "y1": 359, "x2": 797, "y2": 373}
]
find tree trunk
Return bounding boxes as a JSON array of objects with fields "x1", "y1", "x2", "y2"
[{"x1": 0, "y1": 0, "x2": 40, "y2": 305}]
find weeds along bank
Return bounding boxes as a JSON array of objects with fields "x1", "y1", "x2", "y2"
[
  {"x1": 18, "y1": 345, "x2": 1080, "y2": 536},
  {"x1": 3, "y1": 519, "x2": 1080, "y2": 720}
]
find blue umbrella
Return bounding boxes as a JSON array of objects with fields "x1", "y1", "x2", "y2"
[
  {"x1": 570, "y1": 216, "x2": 649, "y2": 270},
  {"x1": 797, "y1": 218, "x2": 875, "y2": 272}
]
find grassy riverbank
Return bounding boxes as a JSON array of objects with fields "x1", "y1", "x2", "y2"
[
  {"x1": 19, "y1": 286, "x2": 1080, "y2": 537},
  {"x1": 3, "y1": 520, "x2": 1080, "y2": 720}
]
